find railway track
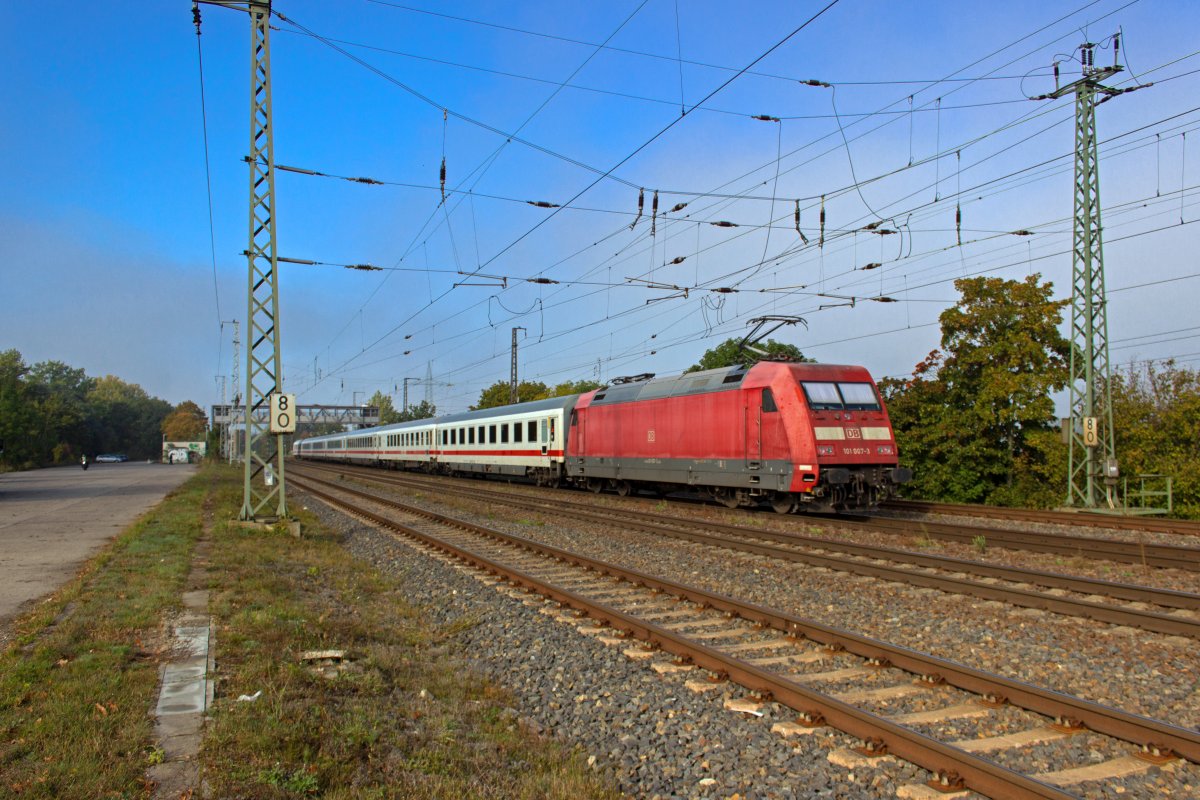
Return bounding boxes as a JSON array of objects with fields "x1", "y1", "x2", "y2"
[
  {"x1": 826, "y1": 511, "x2": 1200, "y2": 572},
  {"x1": 884, "y1": 499, "x2": 1200, "y2": 538},
  {"x1": 293, "y1": 463, "x2": 1200, "y2": 640},
  {"x1": 291, "y1": 473, "x2": 1198, "y2": 800}
]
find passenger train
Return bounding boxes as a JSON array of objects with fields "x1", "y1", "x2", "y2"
[{"x1": 293, "y1": 361, "x2": 912, "y2": 513}]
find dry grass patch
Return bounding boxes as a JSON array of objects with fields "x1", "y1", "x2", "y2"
[{"x1": 202, "y1": 468, "x2": 618, "y2": 799}]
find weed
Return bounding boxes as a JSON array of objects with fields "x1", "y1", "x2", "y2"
[{"x1": 972, "y1": 535, "x2": 987, "y2": 555}]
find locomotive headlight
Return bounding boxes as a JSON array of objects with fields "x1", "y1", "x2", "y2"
[
  {"x1": 817, "y1": 445, "x2": 835, "y2": 456},
  {"x1": 877, "y1": 445, "x2": 895, "y2": 455}
]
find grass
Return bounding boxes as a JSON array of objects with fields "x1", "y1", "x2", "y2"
[
  {"x1": 0, "y1": 469, "x2": 208, "y2": 798},
  {"x1": 1, "y1": 465, "x2": 619, "y2": 800}
]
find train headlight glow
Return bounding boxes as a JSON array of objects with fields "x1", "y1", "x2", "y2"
[
  {"x1": 817, "y1": 445, "x2": 835, "y2": 456},
  {"x1": 877, "y1": 445, "x2": 895, "y2": 455}
]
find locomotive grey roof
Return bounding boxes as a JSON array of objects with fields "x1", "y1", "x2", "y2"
[{"x1": 589, "y1": 364, "x2": 750, "y2": 406}]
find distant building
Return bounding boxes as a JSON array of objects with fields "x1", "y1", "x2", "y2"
[{"x1": 162, "y1": 440, "x2": 206, "y2": 464}]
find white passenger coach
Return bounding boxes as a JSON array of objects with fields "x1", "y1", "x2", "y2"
[{"x1": 292, "y1": 395, "x2": 578, "y2": 487}]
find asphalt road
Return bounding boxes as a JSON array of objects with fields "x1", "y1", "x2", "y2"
[{"x1": 0, "y1": 461, "x2": 197, "y2": 647}]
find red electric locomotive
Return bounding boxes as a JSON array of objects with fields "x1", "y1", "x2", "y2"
[{"x1": 565, "y1": 361, "x2": 910, "y2": 512}]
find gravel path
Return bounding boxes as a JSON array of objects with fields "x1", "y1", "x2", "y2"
[{"x1": 297, "y1": 477, "x2": 1200, "y2": 799}]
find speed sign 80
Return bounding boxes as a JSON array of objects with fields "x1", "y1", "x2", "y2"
[{"x1": 270, "y1": 393, "x2": 297, "y2": 433}]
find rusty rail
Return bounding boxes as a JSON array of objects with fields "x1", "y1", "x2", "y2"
[{"x1": 292, "y1": 472, "x2": 1200, "y2": 772}]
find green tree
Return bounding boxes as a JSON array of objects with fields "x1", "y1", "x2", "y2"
[
  {"x1": 0, "y1": 349, "x2": 37, "y2": 467},
  {"x1": 549, "y1": 379, "x2": 602, "y2": 397},
  {"x1": 27, "y1": 360, "x2": 94, "y2": 462},
  {"x1": 882, "y1": 275, "x2": 1069, "y2": 507},
  {"x1": 161, "y1": 401, "x2": 208, "y2": 441},
  {"x1": 685, "y1": 338, "x2": 811, "y2": 373},
  {"x1": 86, "y1": 376, "x2": 172, "y2": 460},
  {"x1": 1108, "y1": 360, "x2": 1200, "y2": 518},
  {"x1": 471, "y1": 380, "x2": 549, "y2": 410},
  {"x1": 368, "y1": 390, "x2": 401, "y2": 425},
  {"x1": 397, "y1": 399, "x2": 437, "y2": 421}
]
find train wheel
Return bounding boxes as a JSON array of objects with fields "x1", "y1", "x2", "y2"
[
  {"x1": 614, "y1": 480, "x2": 632, "y2": 497},
  {"x1": 587, "y1": 478, "x2": 604, "y2": 493},
  {"x1": 714, "y1": 488, "x2": 739, "y2": 509},
  {"x1": 770, "y1": 492, "x2": 797, "y2": 515}
]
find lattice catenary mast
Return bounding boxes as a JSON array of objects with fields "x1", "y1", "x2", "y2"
[
  {"x1": 198, "y1": 0, "x2": 288, "y2": 520},
  {"x1": 1035, "y1": 35, "x2": 1146, "y2": 509}
]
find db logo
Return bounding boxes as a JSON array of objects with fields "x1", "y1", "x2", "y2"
[
  {"x1": 845, "y1": 427, "x2": 862, "y2": 439},
  {"x1": 647, "y1": 429, "x2": 656, "y2": 442}
]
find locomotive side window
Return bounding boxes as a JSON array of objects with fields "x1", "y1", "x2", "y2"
[
  {"x1": 762, "y1": 388, "x2": 778, "y2": 412},
  {"x1": 837, "y1": 382, "x2": 881, "y2": 411},
  {"x1": 801, "y1": 381, "x2": 842, "y2": 410}
]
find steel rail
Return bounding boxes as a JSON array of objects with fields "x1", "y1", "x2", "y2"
[
  {"x1": 885, "y1": 499, "x2": 1200, "y2": 538},
  {"x1": 294, "y1": 459, "x2": 1200, "y2": 570},
  {"x1": 292, "y1": 477, "x2": 1077, "y2": 800},
  {"x1": 826, "y1": 513, "x2": 1200, "y2": 571},
  {"x1": 293, "y1": 464, "x2": 1200, "y2": 635},
  {"x1": 292, "y1": 472, "x2": 1200, "y2": 768}
]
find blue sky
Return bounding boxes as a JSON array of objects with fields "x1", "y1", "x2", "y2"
[{"x1": 1, "y1": 0, "x2": 1197, "y2": 412}]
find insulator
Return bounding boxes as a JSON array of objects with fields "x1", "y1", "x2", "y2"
[
  {"x1": 630, "y1": 188, "x2": 644, "y2": 230},
  {"x1": 650, "y1": 190, "x2": 659, "y2": 237},
  {"x1": 192, "y1": 2, "x2": 202, "y2": 34},
  {"x1": 526, "y1": 200, "x2": 560, "y2": 208},
  {"x1": 669, "y1": 256, "x2": 686, "y2": 265},
  {"x1": 710, "y1": 220, "x2": 737, "y2": 228},
  {"x1": 669, "y1": 202, "x2": 688, "y2": 213},
  {"x1": 439, "y1": 157, "x2": 446, "y2": 201},
  {"x1": 956, "y1": 203, "x2": 962, "y2": 246},
  {"x1": 819, "y1": 195, "x2": 826, "y2": 248}
]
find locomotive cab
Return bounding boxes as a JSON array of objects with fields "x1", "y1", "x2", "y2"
[{"x1": 780, "y1": 364, "x2": 911, "y2": 511}]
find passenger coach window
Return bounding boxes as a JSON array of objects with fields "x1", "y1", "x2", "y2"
[
  {"x1": 514, "y1": 423, "x2": 523, "y2": 443},
  {"x1": 468, "y1": 428, "x2": 475, "y2": 444},
  {"x1": 837, "y1": 382, "x2": 881, "y2": 411},
  {"x1": 501, "y1": 424, "x2": 509, "y2": 444},
  {"x1": 478, "y1": 426, "x2": 484, "y2": 442},
  {"x1": 762, "y1": 388, "x2": 778, "y2": 412},
  {"x1": 489, "y1": 425, "x2": 497, "y2": 443}
]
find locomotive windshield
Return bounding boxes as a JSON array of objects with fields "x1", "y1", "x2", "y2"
[{"x1": 800, "y1": 381, "x2": 881, "y2": 411}]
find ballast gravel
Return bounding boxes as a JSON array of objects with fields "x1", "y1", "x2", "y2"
[
  {"x1": 304, "y1": 497, "x2": 932, "y2": 799},
  {"x1": 299, "y1": 479, "x2": 1200, "y2": 799}
]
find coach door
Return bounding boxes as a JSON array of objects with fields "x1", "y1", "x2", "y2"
[
  {"x1": 745, "y1": 393, "x2": 762, "y2": 469},
  {"x1": 541, "y1": 417, "x2": 550, "y2": 455}
]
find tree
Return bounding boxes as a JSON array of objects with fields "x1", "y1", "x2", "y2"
[
  {"x1": 0, "y1": 349, "x2": 36, "y2": 466},
  {"x1": 472, "y1": 380, "x2": 549, "y2": 410},
  {"x1": 685, "y1": 338, "x2": 811, "y2": 373},
  {"x1": 368, "y1": 390, "x2": 401, "y2": 425},
  {"x1": 550, "y1": 379, "x2": 602, "y2": 397},
  {"x1": 87, "y1": 376, "x2": 172, "y2": 459},
  {"x1": 397, "y1": 399, "x2": 437, "y2": 421},
  {"x1": 882, "y1": 275, "x2": 1069, "y2": 507},
  {"x1": 1108, "y1": 360, "x2": 1200, "y2": 518},
  {"x1": 161, "y1": 401, "x2": 208, "y2": 441}
]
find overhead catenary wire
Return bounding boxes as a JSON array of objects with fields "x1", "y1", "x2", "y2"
[{"x1": 284, "y1": 1, "x2": 1194, "y2": 406}]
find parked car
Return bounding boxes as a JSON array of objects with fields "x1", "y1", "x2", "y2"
[{"x1": 95, "y1": 454, "x2": 122, "y2": 463}]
